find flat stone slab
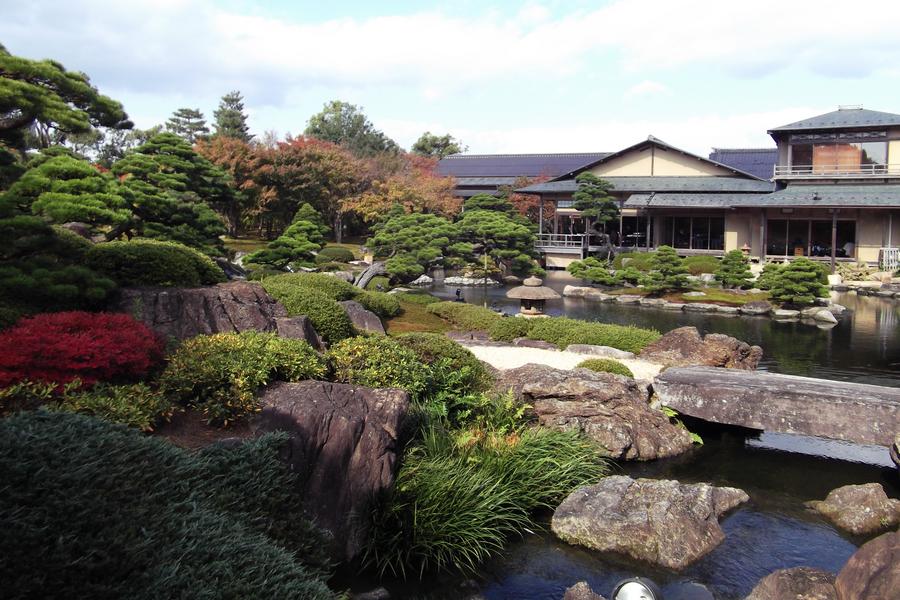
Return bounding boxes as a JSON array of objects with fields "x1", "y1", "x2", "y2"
[
  {"x1": 565, "y1": 344, "x2": 635, "y2": 360},
  {"x1": 654, "y1": 366, "x2": 900, "y2": 447}
]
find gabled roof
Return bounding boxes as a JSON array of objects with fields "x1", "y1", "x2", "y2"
[
  {"x1": 708, "y1": 148, "x2": 777, "y2": 180},
  {"x1": 768, "y1": 107, "x2": 900, "y2": 133},
  {"x1": 436, "y1": 152, "x2": 610, "y2": 178},
  {"x1": 518, "y1": 176, "x2": 774, "y2": 194},
  {"x1": 549, "y1": 135, "x2": 763, "y2": 181}
]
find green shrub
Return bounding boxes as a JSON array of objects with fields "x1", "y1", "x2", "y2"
[
  {"x1": 0, "y1": 411, "x2": 334, "y2": 599},
  {"x1": 160, "y1": 332, "x2": 326, "y2": 425},
  {"x1": 426, "y1": 301, "x2": 502, "y2": 331},
  {"x1": 357, "y1": 290, "x2": 402, "y2": 318},
  {"x1": 315, "y1": 246, "x2": 355, "y2": 263},
  {"x1": 567, "y1": 257, "x2": 616, "y2": 285},
  {"x1": 365, "y1": 275, "x2": 391, "y2": 291},
  {"x1": 612, "y1": 251, "x2": 655, "y2": 271},
  {"x1": 261, "y1": 276, "x2": 356, "y2": 342},
  {"x1": 85, "y1": 239, "x2": 226, "y2": 287},
  {"x1": 767, "y1": 257, "x2": 830, "y2": 306},
  {"x1": 614, "y1": 266, "x2": 646, "y2": 286},
  {"x1": 0, "y1": 304, "x2": 22, "y2": 330},
  {"x1": 488, "y1": 317, "x2": 534, "y2": 342},
  {"x1": 367, "y1": 426, "x2": 608, "y2": 578},
  {"x1": 575, "y1": 358, "x2": 634, "y2": 378},
  {"x1": 395, "y1": 332, "x2": 493, "y2": 393},
  {"x1": 395, "y1": 291, "x2": 440, "y2": 305},
  {"x1": 328, "y1": 336, "x2": 430, "y2": 400},
  {"x1": 683, "y1": 255, "x2": 720, "y2": 275},
  {"x1": 715, "y1": 250, "x2": 753, "y2": 289},
  {"x1": 526, "y1": 317, "x2": 660, "y2": 354},
  {"x1": 756, "y1": 261, "x2": 783, "y2": 290},
  {"x1": 265, "y1": 272, "x2": 360, "y2": 301},
  {"x1": 643, "y1": 245, "x2": 691, "y2": 294},
  {"x1": 54, "y1": 383, "x2": 174, "y2": 431}
]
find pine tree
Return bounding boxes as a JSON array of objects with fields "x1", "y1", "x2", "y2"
[
  {"x1": 715, "y1": 250, "x2": 753, "y2": 289},
  {"x1": 212, "y1": 91, "x2": 252, "y2": 142},
  {"x1": 767, "y1": 258, "x2": 829, "y2": 306},
  {"x1": 573, "y1": 172, "x2": 619, "y2": 233},
  {"x1": 166, "y1": 108, "x2": 209, "y2": 144},
  {"x1": 244, "y1": 204, "x2": 326, "y2": 270},
  {"x1": 644, "y1": 245, "x2": 690, "y2": 294},
  {"x1": 411, "y1": 132, "x2": 465, "y2": 158},
  {"x1": 567, "y1": 257, "x2": 617, "y2": 286}
]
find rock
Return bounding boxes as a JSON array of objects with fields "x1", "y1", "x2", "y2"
[
  {"x1": 745, "y1": 567, "x2": 837, "y2": 600},
  {"x1": 834, "y1": 530, "x2": 899, "y2": 600},
  {"x1": 662, "y1": 302, "x2": 686, "y2": 310},
  {"x1": 806, "y1": 483, "x2": 900, "y2": 535},
  {"x1": 683, "y1": 291, "x2": 707, "y2": 297},
  {"x1": 891, "y1": 434, "x2": 900, "y2": 469},
  {"x1": 801, "y1": 306, "x2": 825, "y2": 318},
  {"x1": 716, "y1": 305, "x2": 740, "y2": 314},
  {"x1": 832, "y1": 284, "x2": 850, "y2": 292},
  {"x1": 60, "y1": 221, "x2": 93, "y2": 239},
  {"x1": 512, "y1": 337, "x2": 558, "y2": 350},
  {"x1": 584, "y1": 290, "x2": 614, "y2": 302},
  {"x1": 253, "y1": 381, "x2": 409, "y2": 562},
  {"x1": 639, "y1": 326, "x2": 762, "y2": 370},
  {"x1": 739, "y1": 301, "x2": 772, "y2": 316},
  {"x1": 699, "y1": 273, "x2": 716, "y2": 283},
  {"x1": 876, "y1": 290, "x2": 895, "y2": 297},
  {"x1": 503, "y1": 275, "x2": 522, "y2": 285},
  {"x1": 443, "y1": 276, "x2": 500, "y2": 286},
  {"x1": 409, "y1": 274, "x2": 433, "y2": 286},
  {"x1": 352, "y1": 588, "x2": 391, "y2": 600},
  {"x1": 654, "y1": 366, "x2": 900, "y2": 447},
  {"x1": 339, "y1": 300, "x2": 385, "y2": 335},
  {"x1": 446, "y1": 330, "x2": 490, "y2": 343},
  {"x1": 275, "y1": 316, "x2": 324, "y2": 350},
  {"x1": 494, "y1": 364, "x2": 693, "y2": 460},
  {"x1": 683, "y1": 302, "x2": 719, "y2": 312},
  {"x1": 772, "y1": 308, "x2": 800, "y2": 318},
  {"x1": 563, "y1": 285, "x2": 589, "y2": 297},
  {"x1": 615, "y1": 294, "x2": 641, "y2": 304},
  {"x1": 827, "y1": 303, "x2": 847, "y2": 315},
  {"x1": 813, "y1": 310, "x2": 838, "y2": 324},
  {"x1": 563, "y1": 581, "x2": 607, "y2": 600},
  {"x1": 112, "y1": 281, "x2": 288, "y2": 343},
  {"x1": 551, "y1": 476, "x2": 748, "y2": 570},
  {"x1": 639, "y1": 298, "x2": 668, "y2": 307},
  {"x1": 828, "y1": 274, "x2": 843, "y2": 285},
  {"x1": 324, "y1": 270, "x2": 355, "y2": 283},
  {"x1": 213, "y1": 257, "x2": 247, "y2": 280},
  {"x1": 565, "y1": 344, "x2": 636, "y2": 360}
]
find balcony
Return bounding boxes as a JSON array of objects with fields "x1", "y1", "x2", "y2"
[
  {"x1": 774, "y1": 163, "x2": 900, "y2": 179},
  {"x1": 535, "y1": 233, "x2": 587, "y2": 253}
]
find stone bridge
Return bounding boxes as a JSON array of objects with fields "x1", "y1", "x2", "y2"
[{"x1": 653, "y1": 367, "x2": 900, "y2": 448}]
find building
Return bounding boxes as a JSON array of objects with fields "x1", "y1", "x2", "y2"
[{"x1": 508, "y1": 106, "x2": 900, "y2": 270}]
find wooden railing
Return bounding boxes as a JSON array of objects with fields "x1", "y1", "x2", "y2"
[
  {"x1": 535, "y1": 233, "x2": 587, "y2": 249},
  {"x1": 880, "y1": 248, "x2": 900, "y2": 271},
  {"x1": 774, "y1": 163, "x2": 900, "y2": 178}
]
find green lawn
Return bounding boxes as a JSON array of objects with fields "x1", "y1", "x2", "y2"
[
  {"x1": 222, "y1": 237, "x2": 267, "y2": 253},
  {"x1": 385, "y1": 300, "x2": 451, "y2": 334}
]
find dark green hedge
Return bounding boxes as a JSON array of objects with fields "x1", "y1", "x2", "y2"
[{"x1": 85, "y1": 239, "x2": 226, "y2": 287}]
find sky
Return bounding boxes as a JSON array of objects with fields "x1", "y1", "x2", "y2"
[{"x1": 3, "y1": 0, "x2": 900, "y2": 156}]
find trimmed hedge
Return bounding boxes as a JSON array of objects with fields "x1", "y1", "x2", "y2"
[
  {"x1": 683, "y1": 255, "x2": 720, "y2": 275},
  {"x1": 575, "y1": 358, "x2": 634, "y2": 378},
  {"x1": 160, "y1": 332, "x2": 326, "y2": 425},
  {"x1": 527, "y1": 317, "x2": 660, "y2": 354},
  {"x1": 328, "y1": 336, "x2": 430, "y2": 401},
  {"x1": 357, "y1": 290, "x2": 402, "y2": 318},
  {"x1": 264, "y1": 272, "x2": 359, "y2": 301},
  {"x1": 488, "y1": 317, "x2": 534, "y2": 342},
  {"x1": 261, "y1": 276, "x2": 356, "y2": 343},
  {"x1": 0, "y1": 411, "x2": 334, "y2": 599},
  {"x1": 395, "y1": 333, "x2": 493, "y2": 393},
  {"x1": 315, "y1": 246, "x2": 355, "y2": 263},
  {"x1": 85, "y1": 239, "x2": 226, "y2": 287},
  {"x1": 426, "y1": 301, "x2": 502, "y2": 331}
]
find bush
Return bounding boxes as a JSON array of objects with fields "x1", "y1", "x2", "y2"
[
  {"x1": 160, "y1": 332, "x2": 326, "y2": 425},
  {"x1": 426, "y1": 301, "x2": 502, "y2": 331},
  {"x1": 328, "y1": 336, "x2": 431, "y2": 400},
  {"x1": 488, "y1": 317, "x2": 534, "y2": 342},
  {"x1": 264, "y1": 272, "x2": 359, "y2": 301},
  {"x1": 85, "y1": 239, "x2": 226, "y2": 287},
  {"x1": 612, "y1": 251, "x2": 654, "y2": 271},
  {"x1": 262, "y1": 276, "x2": 356, "y2": 343},
  {"x1": 0, "y1": 312, "x2": 163, "y2": 389},
  {"x1": 567, "y1": 257, "x2": 616, "y2": 285},
  {"x1": 756, "y1": 261, "x2": 783, "y2": 290},
  {"x1": 394, "y1": 291, "x2": 440, "y2": 305},
  {"x1": 0, "y1": 411, "x2": 333, "y2": 599},
  {"x1": 767, "y1": 257, "x2": 830, "y2": 306},
  {"x1": 643, "y1": 245, "x2": 691, "y2": 294},
  {"x1": 575, "y1": 358, "x2": 634, "y2": 378},
  {"x1": 0, "y1": 257, "x2": 117, "y2": 313},
  {"x1": 357, "y1": 290, "x2": 402, "y2": 318},
  {"x1": 365, "y1": 275, "x2": 391, "y2": 291},
  {"x1": 315, "y1": 246, "x2": 355, "y2": 263},
  {"x1": 395, "y1": 332, "x2": 493, "y2": 394},
  {"x1": 683, "y1": 255, "x2": 720, "y2": 275},
  {"x1": 836, "y1": 261, "x2": 874, "y2": 282},
  {"x1": 54, "y1": 383, "x2": 174, "y2": 431},
  {"x1": 715, "y1": 250, "x2": 753, "y2": 289},
  {"x1": 526, "y1": 317, "x2": 660, "y2": 354},
  {"x1": 614, "y1": 266, "x2": 646, "y2": 286},
  {"x1": 367, "y1": 426, "x2": 608, "y2": 578}
]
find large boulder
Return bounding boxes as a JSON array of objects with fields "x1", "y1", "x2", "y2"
[
  {"x1": 274, "y1": 316, "x2": 325, "y2": 351},
  {"x1": 639, "y1": 326, "x2": 762, "y2": 370},
  {"x1": 339, "y1": 300, "x2": 386, "y2": 335},
  {"x1": 551, "y1": 476, "x2": 748, "y2": 570},
  {"x1": 834, "y1": 529, "x2": 899, "y2": 599},
  {"x1": 807, "y1": 483, "x2": 900, "y2": 535},
  {"x1": 111, "y1": 281, "x2": 288, "y2": 343},
  {"x1": 495, "y1": 364, "x2": 693, "y2": 460},
  {"x1": 253, "y1": 380, "x2": 410, "y2": 562},
  {"x1": 745, "y1": 567, "x2": 837, "y2": 600}
]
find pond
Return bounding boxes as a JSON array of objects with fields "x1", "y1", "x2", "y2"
[{"x1": 430, "y1": 271, "x2": 900, "y2": 388}]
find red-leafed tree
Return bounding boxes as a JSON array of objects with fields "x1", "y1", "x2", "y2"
[{"x1": 503, "y1": 175, "x2": 553, "y2": 230}]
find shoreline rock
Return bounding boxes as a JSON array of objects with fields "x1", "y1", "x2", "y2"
[
  {"x1": 745, "y1": 567, "x2": 837, "y2": 600},
  {"x1": 806, "y1": 483, "x2": 900, "y2": 535},
  {"x1": 639, "y1": 326, "x2": 762, "y2": 370}
]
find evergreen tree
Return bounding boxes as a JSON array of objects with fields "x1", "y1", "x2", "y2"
[
  {"x1": 411, "y1": 132, "x2": 465, "y2": 158},
  {"x1": 567, "y1": 257, "x2": 617, "y2": 286},
  {"x1": 756, "y1": 261, "x2": 783, "y2": 290},
  {"x1": 212, "y1": 91, "x2": 252, "y2": 142},
  {"x1": 644, "y1": 246, "x2": 690, "y2": 294},
  {"x1": 166, "y1": 108, "x2": 209, "y2": 144},
  {"x1": 367, "y1": 211, "x2": 460, "y2": 281},
  {"x1": 304, "y1": 100, "x2": 399, "y2": 157},
  {"x1": 767, "y1": 257, "x2": 829, "y2": 306},
  {"x1": 243, "y1": 204, "x2": 326, "y2": 271},
  {"x1": 573, "y1": 173, "x2": 619, "y2": 233},
  {"x1": 454, "y1": 200, "x2": 537, "y2": 276},
  {"x1": 715, "y1": 250, "x2": 753, "y2": 289}
]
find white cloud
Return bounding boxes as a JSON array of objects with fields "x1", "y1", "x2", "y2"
[{"x1": 624, "y1": 80, "x2": 670, "y2": 99}]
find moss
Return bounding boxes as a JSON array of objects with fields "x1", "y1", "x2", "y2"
[{"x1": 575, "y1": 358, "x2": 634, "y2": 378}]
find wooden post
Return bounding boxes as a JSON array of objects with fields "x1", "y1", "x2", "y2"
[
  {"x1": 539, "y1": 196, "x2": 544, "y2": 234},
  {"x1": 645, "y1": 213, "x2": 652, "y2": 251},
  {"x1": 618, "y1": 199, "x2": 624, "y2": 247},
  {"x1": 830, "y1": 210, "x2": 837, "y2": 273},
  {"x1": 759, "y1": 210, "x2": 767, "y2": 263}
]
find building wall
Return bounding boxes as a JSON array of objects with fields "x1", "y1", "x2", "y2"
[
  {"x1": 543, "y1": 252, "x2": 581, "y2": 269},
  {"x1": 857, "y1": 213, "x2": 883, "y2": 263},
  {"x1": 725, "y1": 213, "x2": 753, "y2": 252},
  {"x1": 890, "y1": 140, "x2": 900, "y2": 169},
  {"x1": 589, "y1": 146, "x2": 736, "y2": 177}
]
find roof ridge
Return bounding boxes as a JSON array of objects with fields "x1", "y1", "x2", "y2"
[{"x1": 442, "y1": 152, "x2": 610, "y2": 159}]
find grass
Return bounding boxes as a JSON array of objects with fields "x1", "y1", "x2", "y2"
[
  {"x1": 386, "y1": 299, "x2": 451, "y2": 334},
  {"x1": 222, "y1": 236, "x2": 268, "y2": 253},
  {"x1": 324, "y1": 242, "x2": 363, "y2": 260},
  {"x1": 668, "y1": 288, "x2": 770, "y2": 306}
]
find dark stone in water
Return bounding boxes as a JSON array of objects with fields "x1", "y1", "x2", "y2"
[
  {"x1": 745, "y1": 566, "x2": 837, "y2": 600},
  {"x1": 834, "y1": 529, "x2": 900, "y2": 599},
  {"x1": 563, "y1": 581, "x2": 607, "y2": 600},
  {"x1": 806, "y1": 483, "x2": 900, "y2": 535}
]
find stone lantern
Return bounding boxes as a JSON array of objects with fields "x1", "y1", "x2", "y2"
[{"x1": 506, "y1": 276, "x2": 560, "y2": 316}]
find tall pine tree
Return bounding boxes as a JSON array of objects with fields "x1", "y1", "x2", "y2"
[
  {"x1": 166, "y1": 108, "x2": 209, "y2": 144},
  {"x1": 212, "y1": 91, "x2": 253, "y2": 142}
]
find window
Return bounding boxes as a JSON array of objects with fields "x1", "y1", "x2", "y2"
[
  {"x1": 767, "y1": 219, "x2": 856, "y2": 257},
  {"x1": 666, "y1": 217, "x2": 725, "y2": 250},
  {"x1": 790, "y1": 141, "x2": 887, "y2": 172}
]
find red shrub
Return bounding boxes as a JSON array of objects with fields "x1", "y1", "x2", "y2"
[{"x1": 0, "y1": 312, "x2": 164, "y2": 388}]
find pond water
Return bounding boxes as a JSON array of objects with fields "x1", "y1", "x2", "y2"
[{"x1": 338, "y1": 272, "x2": 900, "y2": 599}]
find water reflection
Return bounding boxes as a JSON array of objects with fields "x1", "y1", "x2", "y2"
[{"x1": 431, "y1": 272, "x2": 900, "y2": 387}]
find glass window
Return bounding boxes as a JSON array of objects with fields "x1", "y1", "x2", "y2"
[
  {"x1": 621, "y1": 216, "x2": 648, "y2": 248},
  {"x1": 767, "y1": 219, "x2": 788, "y2": 255},
  {"x1": 860, "y1": 142, "x2": 887, "y2": 166},
  {"x1": 791, "y1": 144, "x2": 812, "y2": 169},
  {"x1": 810, "y1": 221, "x2": 832, "y2": 257},
  {"x1": 709, "y1": 218, "x2": 725, "y2": 250},
  {"x1": 673, "y1": 217, "x2": 691, "y2": 249},
  {"x1": 787, "y1": 219, "x2": 809, "y2": 256}
]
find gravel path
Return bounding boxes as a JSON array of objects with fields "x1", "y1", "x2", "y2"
[{"x1": 465, "y1": 345, "x2": 663, "y2": 381}]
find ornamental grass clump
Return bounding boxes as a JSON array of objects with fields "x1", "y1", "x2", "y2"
[
  {"x1": 575, "y1": 358, "x2": 634, "y2": 378},
  {"x1": 159, "y1": 331, "x2": 326, "y2": 426},
  {"x1": 426, "y1": 301, "x2": 502, "y2": 330},
  {"x1": 0, "y1": 411, "x2": 333, "y2": 599},
  {"x1": 54, "y1": 382, "x2": 174, "y2": 431},
  {"x1": 714, "y1": 250, "x2": 753, "y2": 289}
]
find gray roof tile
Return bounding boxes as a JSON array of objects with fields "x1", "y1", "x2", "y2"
[
  {"x1": 437, "y1": 152, "x2": 610, "y2": 177},
  {"x1": 518, "y1": 176, "x2": 774, "y2": 194},
  {"x1": 708, "y1": 148, "x2": 777, "y2": 180},
  {"x1": 769, "y1": 108, "x2": 900, "y2": 132}
]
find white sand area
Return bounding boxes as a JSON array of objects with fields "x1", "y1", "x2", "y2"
[{"x1": 465, "y1": 345, "x2": 663, "y2": 381}]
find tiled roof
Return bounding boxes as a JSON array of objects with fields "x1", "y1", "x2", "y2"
[
  {"x1": 624, "y1": 193, "x2": 763, "y2": 209},
  {"x1": 769, "y1": 108, "x2": 900, "y2": 132},
  {"x1": 454, "y1": 176, "x2": 520, "y2": 186},
  {"x1": 437, "y1": 152, "x2": 610, "y2": 178},
  {"x1": 708, "y1": 148, "x2": 777, "y2": 180},
  {"x1": 739, "y1": 184, "x2": 900, "y2": 207},
  {"x1": 518, "y1": 176, "x2": 775, "y2": 194}
]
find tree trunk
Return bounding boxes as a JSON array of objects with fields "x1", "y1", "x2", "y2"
[
  {"x1": 353, "y1": 261, "x2": 386, "y2": 289},
  {"x1": 334, "y1": 213, "x2": 343, "y2": 244}
]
